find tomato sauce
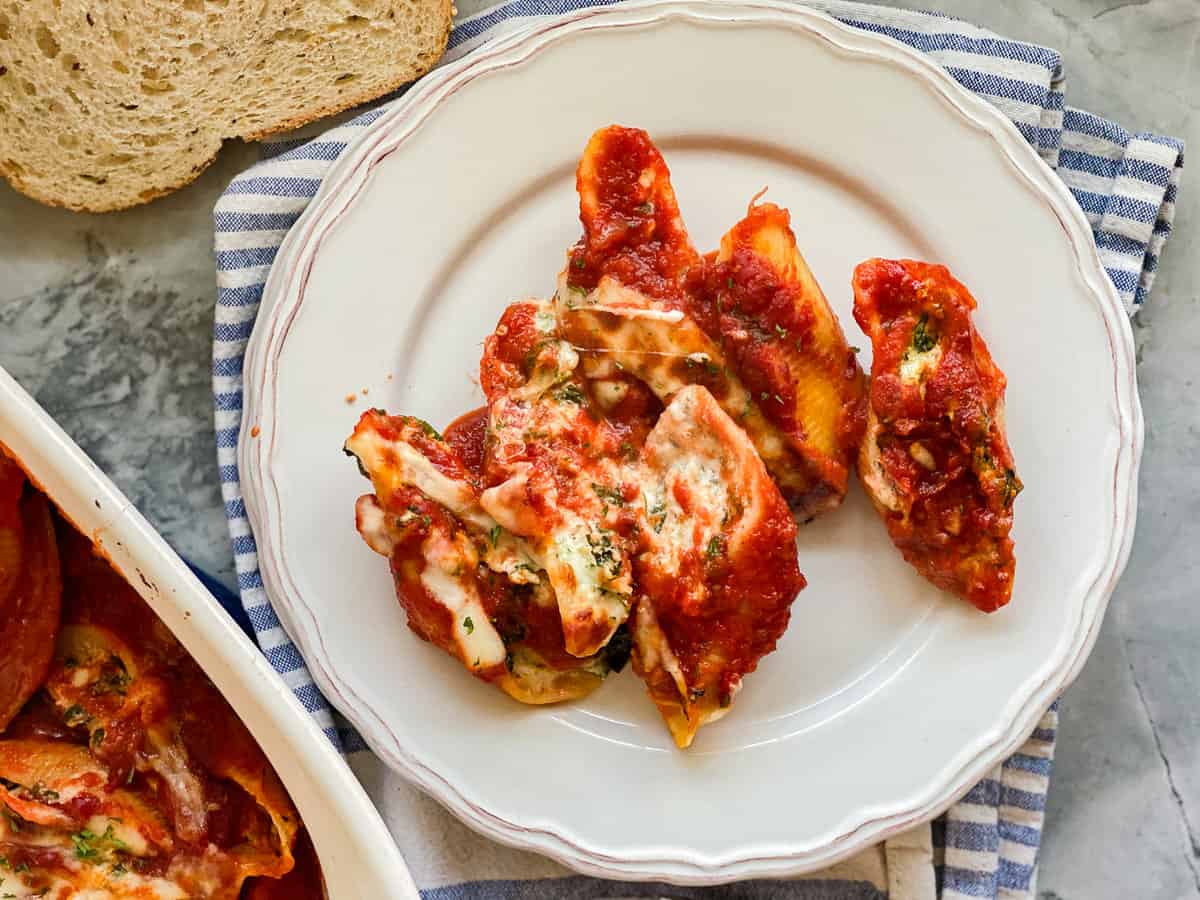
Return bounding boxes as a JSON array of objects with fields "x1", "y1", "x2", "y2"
[
  {"x1": 385, "y1": 480, "x2": 603, "y2": 679},
  {"x1": 567, "y1": 125, "x2": 699, "y2": 306},
  {"x1": 479, "y1": 303, "x2": 550, "y2": 400},
  {"x1": 686, "y1": 203, "x2": 867, "y2": 507},
  {"x1": 853, "y1": 258, "x2": 1021, "y2": 612},
  {"x1": 634, "y1": 481, "x2": 803, "y2": 704},
  {"x1": 444, "y1": 406, "x2": 489, "y2": 479}
]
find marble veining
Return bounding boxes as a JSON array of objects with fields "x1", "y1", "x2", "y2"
[{"x1": 0, "y1": 1, "x2": 1196, "y2": 897}]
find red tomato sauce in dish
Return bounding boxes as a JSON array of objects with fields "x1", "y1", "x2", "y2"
[
  {"x1": 853, "y1": 258, "x2": 1021, "y2": 612},
  {"x1": 0, "y1": 448, "x2": 322, "y2": 899}
]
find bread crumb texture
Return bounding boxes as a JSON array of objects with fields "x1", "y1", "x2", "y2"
[{"x1": 0, "y1": 0, "x2": 453, "y2": 211}]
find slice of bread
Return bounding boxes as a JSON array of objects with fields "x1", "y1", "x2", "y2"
[{"x1": 0, "y1": 0, "x2": 454, "y2": 212}]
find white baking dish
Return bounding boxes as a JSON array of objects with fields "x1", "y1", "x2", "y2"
[{"x1": 0, "y1": 364, "x2": 418, "y2": 900}]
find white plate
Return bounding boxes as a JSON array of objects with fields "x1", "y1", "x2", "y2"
[
  {"x1": 239, "y1": 0, "x2": 1140, "y2": 883},
  {"x1": 0, "y1": 367, "x2": 419, "y2": 900}
]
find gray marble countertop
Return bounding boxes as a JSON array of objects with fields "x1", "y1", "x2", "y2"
[{"x1": 1, "y1": 1, "x2": 1196, "y2": 896}]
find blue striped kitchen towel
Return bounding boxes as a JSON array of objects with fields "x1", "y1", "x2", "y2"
[{"x1": 212, "y1": 2, "x2": 1184, "y2": 899}]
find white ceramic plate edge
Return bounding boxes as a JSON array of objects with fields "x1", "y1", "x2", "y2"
[
  {"x1": 0, "y1": 367, "x2": 420, "y2": 900},
  {"x1": 239, "y1": 0, "x2": 1141, "y2": 883}
]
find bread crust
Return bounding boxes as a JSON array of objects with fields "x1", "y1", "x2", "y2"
[{"x1": 0, "y1": 0, "x2": 453, "y2": 213}]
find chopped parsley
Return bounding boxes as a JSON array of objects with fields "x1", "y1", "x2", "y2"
[
  {"x1": 726, "y1": 276, "x2": 734, "y2": 289},
  {"x1": 848, "y1": 345, "x2": 861, "y2": 354},
  {"x1": 463, "y1": 616, "x2": 475, "y2": 635},
  {"x1": 572, "y1": 256, "x2": 586, "y2": 270},
  {"x1": 489, "y1": 525, "x2": 501, "y2": 548},
  {"x1": 25, "y1": 782, "x2": 58, "y2": 803},
  {"x1": 1, "y1": 807, "x2": 26, "y2": 833},
  {"x1": 586, "y1": 532, "x2": 622, "y2": 578},
  {"x1": 591, "y1": 483, "x2": 625, "y2": 506},
  {"x1": 553, "y1": 383, "x2": 586, "y2": 405},
  {"x1": 706, "y1": 535, "x2": 726, "y2": 560},
  {"x1": 910, "y1": 313, "x2": 937, "y2": 353},
  {"x1": 774, "y1": 324, "x2": 788, "y2": 339},
  {"x1": 346, "y1": 449, "x2": 371, "y2": 480},
  {"x1": 684, "y1": 356, "x2": 720, "y2": 378},
  {"x1": 71, "y1": 824, "x2": 128, "y2": 863},
  {"x1": 62, "y1": 704, "x2": 89, "y2": 727},
  {"x1": 72, "y1": 829, "x2": 101, "y2": 861},
  {"x1": 415, "y1": 419, "x2": 443, "y2": 441},
  {"x1": 90, "y1": 728, "x2": 107, "y2": 750},
  {"x1": 645, "y1": 495, "x2": 667, "y2": 533},
  {"x1": 95, "y1": 659, "x2": 131, "y2": 696},
  {"x1": 634, "y1": 201, "x2": 655, "y2": 215},
  {"x1": 1002, "y1": 469, "x2": 1023, "y2": 507}
]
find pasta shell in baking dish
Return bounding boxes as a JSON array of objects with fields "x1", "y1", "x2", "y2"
[
  {"x1": 0, "y1": 494, "x2": 314, "y2": 899},
  {"x1": 0, "y1": 469, "x2": 63, "y2": 731}
]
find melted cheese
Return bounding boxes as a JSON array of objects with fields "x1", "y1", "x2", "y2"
[
  {"x1": 480, "y1": 306, "x2": 637, "y2": 657},
  {"x1": 543, "y1": 521, "x2": 631, "y2": 640},
  {"x1": 630, "y1": 386, "x2": 793, "y2": 747},
  {"x1": 86, "y1": 814, "x2": 149, "y2": 857},
  {"x1": 347, "y1": 428, "x2": 490, "y2": 530},
  {"x1": 513, "y1": 339, "x2": 579, "y2": 403},
  {"x1": 354, "y1": 494, "x2": 397, "y2": 556},
  {"x1": 858, "y1": 405, "x2": 903, "y2": 514},
  {"x1": 419, "y1": 529, "x2": 507, "y2": 669},
  {"x1": 145, "y1": 739, "x2": 206, "y2": 843},
  {"x1": 899, "y1": 341, "x2": 943, "y2": 386},
  {"x1": 556, "y1": 278, "x2": 813, "y2": 502},
  {"x1": 639, "y1": 440, "x2": 728, "y2": 578},
  {"x1": 1, "y1": 868, "x2": 188, "y2": 900},
  {"x1": 350, "y1": 422, "x2": 542, "y2": 585},
  {"x1": 633, "y1": 601, "x2": 687, "y2": 702}
]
